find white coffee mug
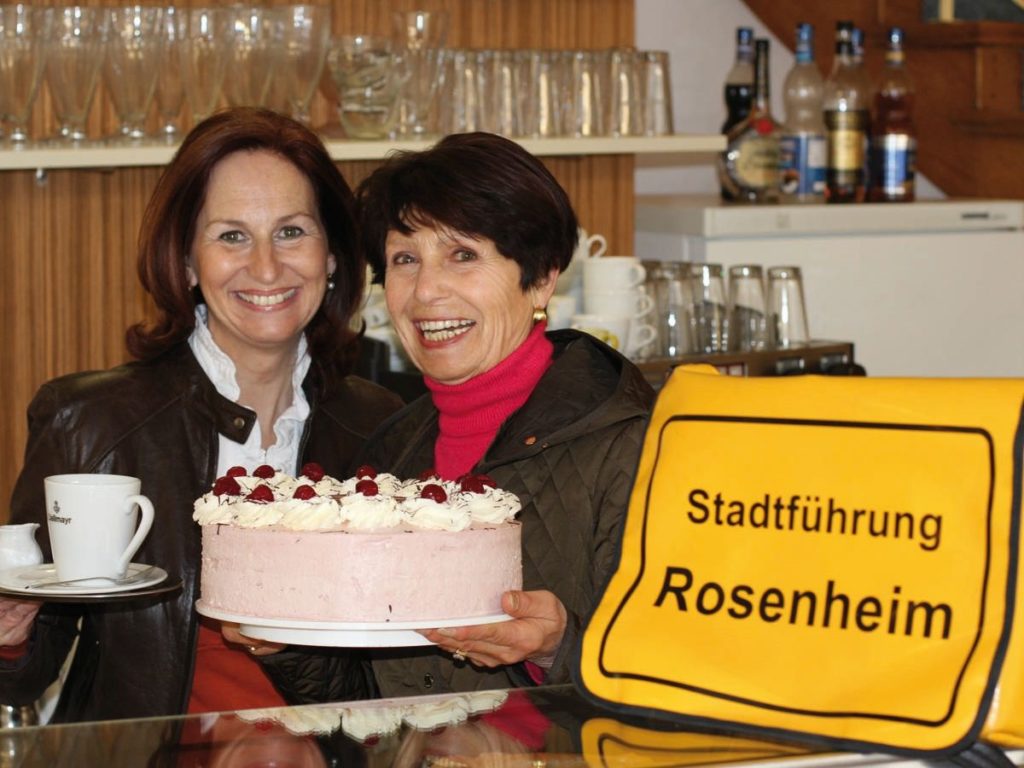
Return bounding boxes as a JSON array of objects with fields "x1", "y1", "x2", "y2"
[
  {"x1": 570, "y1": 313, "x2": 632, "y2": 352},
  {"x1": 625, "y1": 320, "x2": 658, "y2": 358},
  {"x1": 44, "y1": 474, "x2": 155, "y2": 583},
  {"x1": 583, "y1": 289, "x2": 655, "y2": 317},
  {"x1": 582, "y1": 256, "x2": 646, "y2": 293},
  {"x1": 574, "y1": 227, "x2": 607, "y2": 261},
  {"x1": 556, "y1": 228, "x2": 607, "y2": 297},
  {"x1": 546, "y1": 294, "x2": 579, "y2": 330}
]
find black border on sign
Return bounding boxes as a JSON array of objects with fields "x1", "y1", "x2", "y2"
[{"x1": 597, "y1": 415, "x2": 997, "y2": 726}]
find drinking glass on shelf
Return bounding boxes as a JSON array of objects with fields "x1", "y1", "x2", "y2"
[
  {"x1": 480, "y1": 49, "x2": 520, "y2": 137},
  {"x1": 686, "y1": 262, "x2": 729, "y2": 353},
  {"x1": 648, "y1": 261, "x2": 689, "y2": 358},
  {"x1": 45, "y1": 6, "x2": 108, "y2": 143},
  {"x1": 518, "y1": 49, "x2": 561, "y2": 138},
  {"x1": 439, "y1": 48, "x2": 483, "y2": 134},
  {"x1": 223, "y1": 5, "x2": 283, "y2": 108},
  {"x1": 0, "y1": 4, "x2": 50, "y2": 143},
  {"x1": 642, "y1": 50, "x2": 674, "y2": 136},
  {"x1": 154, "y1": 5, "x2": 187, "y2": 139},
  {"x1": 767, "y1": 266, "x2": 810, "y2": 348},
  {"x1": 565, "y1": 50, "x2": 605, "y2": 138},
  {"x1": 182, "y1": 7, "x2": 228, "y2": 126},
  {"x1": 276, "y1": 4, "x2": 331, "y2": 125},
  {"x1": 609, "y1": 47, "x2": 643, "y2": 137},
  {"x1": 104, "y1": 5, "x2": 165, "y2": 141},
  {"x1": 728, "y1": 264, "x2": 768, "y2": 351},
  {"x1": 392, "y1": 9, "x2": 449, "y2": 138},
  {"x1": 328, "y1": 34, "x2": 403, "y2": 140}
]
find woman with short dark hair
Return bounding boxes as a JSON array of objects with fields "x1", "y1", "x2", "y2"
[
  {"x1": 0, "y1": 108, "x2": 401, "y2": 722},
  {"x1": 267, "y1": 132, "x2": 655, "y2": 698}
]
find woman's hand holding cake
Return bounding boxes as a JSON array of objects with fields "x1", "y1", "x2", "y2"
[{"x1": 424, "y1": 589, "x2": 568, "y2": 669}]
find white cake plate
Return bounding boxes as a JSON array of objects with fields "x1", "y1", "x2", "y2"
[{"x1": 195, "y1": 600, "x2": 511, "y2": 648}]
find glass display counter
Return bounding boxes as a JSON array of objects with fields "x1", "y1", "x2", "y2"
[{"x1": 3, "y1": 684, "x2": 1017, "y2": 767}]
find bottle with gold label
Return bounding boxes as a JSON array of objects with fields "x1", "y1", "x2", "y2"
[
  {"x1": 718, "y1": 38, "x2": 780, "y2": 203},
  {"x1": 823, "y1": 21, "x2": 870, "y2": 203}
]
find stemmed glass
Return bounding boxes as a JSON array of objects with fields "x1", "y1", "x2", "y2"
[
  {"x1": 181, "y1": 7, "x2": 228, "y2": 127},
  {"x1": 154, "y1": 5, "x2": 186, "y2": 139},
  {"x1": 392, "y1": 10, "x2": 449, "y2": 138},
  {"x1": 275, "y1": 4, "x2": 331, "y2": 124},
  {"x1": 0, "y1": 4, "x2": 51, "y2": 143},
  {"x1": 224, "y1": 5, "x2": 283, "y2": 108},
  {"x1": 45, "y1": 6, "x2": 108, "y2": 142},
  {"x1": 104, "y1": 6, "x2": 165, "y2": 141}
]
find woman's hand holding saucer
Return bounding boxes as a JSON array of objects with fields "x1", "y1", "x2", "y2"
[{"x1": 422, "y1": 589, "x2": 567, "y2": 669}]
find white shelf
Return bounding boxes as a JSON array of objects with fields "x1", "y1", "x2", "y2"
[
  {"x1": 0, "y1": 134, "x2": 724, "y2": 172},
  {"x1": 636, "y1": 194, "x2": 1024, "y2": 238}
]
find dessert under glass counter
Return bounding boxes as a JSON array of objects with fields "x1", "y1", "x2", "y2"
[{"x1": 4, "y1": 684, "x2": 1020, "y2": 767}]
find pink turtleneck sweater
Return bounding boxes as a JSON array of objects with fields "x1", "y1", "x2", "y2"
[{"x1": 425, "y1": 322, "x2": 553, "y2": 480}]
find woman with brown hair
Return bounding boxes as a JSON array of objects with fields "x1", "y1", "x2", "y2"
[{"x1": 0, "y1": 108, "x2": 400, "y2": 722}]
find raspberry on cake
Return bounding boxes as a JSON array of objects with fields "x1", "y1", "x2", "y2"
[{"x1": 194, "y1": 465, "x2": 522, "y2": 625}]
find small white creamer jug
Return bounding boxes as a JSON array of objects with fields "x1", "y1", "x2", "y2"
[{"x1": 0, "y1": 523, "x2": 44, "y2": 570}]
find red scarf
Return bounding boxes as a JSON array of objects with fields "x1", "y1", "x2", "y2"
[{"x1": 426, "y1": 323, "x2": 553, "y2": 480}]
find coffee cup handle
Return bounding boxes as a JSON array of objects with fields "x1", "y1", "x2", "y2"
[
  {"x1": 628, "y1": 264, "x2": 647, "y2": 287},
  {"x1": 636, "y1": 294, "x2": 655, "y2": 316},
  {"x1": 117, "y1": 495, "x2": 154, "y2": 575},
  {"x1": 633, "y1": 323, "x2": 658, "y2": 350},
  {"x1": 587, "y1": 233, "x2": 607, "y2": 258}
]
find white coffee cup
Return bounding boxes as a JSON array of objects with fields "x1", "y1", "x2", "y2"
[
  {"x1": 583, "y1": 289, "x2": 655, "y2": 317},
  {"x1": 44, "y1": 474, "x2": 155, "y2": 584},
  {"x1": 546, "y1": 293, "x2": 578, "y2": 330},
  {"x1": 582, "y1": 256, "x2": 646, "y2": 292},
  {"x1": 570, "y1": 313, "x2": 633, "y2": 352},
  {"x1": 626, "y1": 320, "x2": 658, "y2": 358},
  {"x1": 556, "y1": 227, "x2": 607, "y2": 297},
  {"x1": 574, "y1": 228, "x2": 607, "y2": 261}
]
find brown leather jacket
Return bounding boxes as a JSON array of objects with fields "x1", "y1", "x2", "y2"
[
  {"x1": 264, "y1": 329, "x2": 655, "y2": 700},
  {"x1": 0, "y1": 342, "x2": 401, "y2": 722}
]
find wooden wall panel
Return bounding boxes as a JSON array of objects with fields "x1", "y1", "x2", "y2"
[{"x1": 1, "y1": 0, "x2": 635, "y2": 511}]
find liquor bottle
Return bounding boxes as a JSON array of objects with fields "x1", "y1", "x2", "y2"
[
  {"x1": 851, "y1": 26, "x2": 865, "y2": 65},
  {"x1": 718, "y1": 38, "x2": 781, "y2": 203},
  {"x1": 721, "y1": 27, "x2": 754, "y2": 133},
  {"x1": 851, "y1": 27, "x2": 872, "y2": 194},
  {"x1": 780, "y1": 22, "x2": 826, "y2": 203},
  {"x1": 823, "y1": 21, "x2": 871, "y2": 203},
  {"x1": 869, "y1": 27, "x2": 916, "y2": 202}
]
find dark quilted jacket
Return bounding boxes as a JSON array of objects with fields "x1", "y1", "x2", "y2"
[
  {"x1": 0, "y1": 342, "x2": 402, "y2": 722},
  {"x1": 264, "y1": 329, "x2": 655, "y2": 700}
]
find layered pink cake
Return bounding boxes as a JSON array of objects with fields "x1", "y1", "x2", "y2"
[{"x1": 193, "y1": 464, "x2": 522, "y2": 623}]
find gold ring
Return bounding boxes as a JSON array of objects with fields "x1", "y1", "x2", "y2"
[{"x1": 452, "y1": 649, "x2": 466, "y2": 662}]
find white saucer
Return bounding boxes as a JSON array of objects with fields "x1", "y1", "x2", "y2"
[
  {"x1": 0, "y1": 563, "x2": 168, "y2": 596},
  {"x1": 195, "y1": 600, "x2": 510, "y2": 648}
]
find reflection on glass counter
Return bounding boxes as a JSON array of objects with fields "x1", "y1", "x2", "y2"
[{"x1": 2, "y1": 684, "x2": 1002, "y2": 768}]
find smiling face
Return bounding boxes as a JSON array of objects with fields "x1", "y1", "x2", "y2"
[
  {"x1": 188, "y1": 150, "x2": 335, "y2": 363},
  {"x1": 384, "y1": 224, "x2": 557, "y2": 385}
]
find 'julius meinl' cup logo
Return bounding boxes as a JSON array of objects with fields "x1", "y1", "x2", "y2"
[{"x1": 48, "y1": 500, "x2": 71, "y2": 526}]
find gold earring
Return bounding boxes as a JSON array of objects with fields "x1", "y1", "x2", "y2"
[{"x1": 532, "y1": 307, "x2": 548, "y2": 324}]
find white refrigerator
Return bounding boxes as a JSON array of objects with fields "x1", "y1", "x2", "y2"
[{"x1": 635, "y1": 195, "x2": 1024, "y2": 377}]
